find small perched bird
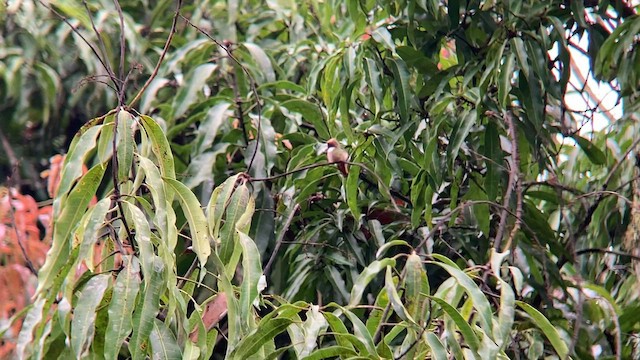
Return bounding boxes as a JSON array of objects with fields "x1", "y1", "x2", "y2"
[{"x1": 326, "y1": 138, "x2": 349, "y2": 175}]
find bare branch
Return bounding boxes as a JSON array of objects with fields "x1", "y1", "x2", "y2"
[{"x1": 128, "y1": 0, "x2": 184, "y2": 109}]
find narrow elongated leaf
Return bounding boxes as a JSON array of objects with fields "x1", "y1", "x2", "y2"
[
  {"x1": 139, "y1": 115, "x2": 176, "y2": 179},
  {"x1": 346, "y1": 164, "x2": 361, "y2": 220},
  {"x1": 16, "y1": 298, "x2": 46, "y2": 359},
  {"x1": 323, "y1": 312, "x2": 355, "y2": 351},
  {"x1": 372, "y1": 27, "x2": 396, "y2": 53},
  {"x1": 388, "y1": 58, "x2": 412, "y2": 122},
  {"x1": 37, "y1": 162, "x2": 107, "y2": 295},
  {"x1": 425, "y1": 332, "x2": 448, "y2": 360},
  {"x1": 448, "y1": 111, "x2": 476, "y2": 166},
  {"x1": 280, "y1": 99, "x2": 328, "y2": 139},
  {"x1": 164, "y1": 178, "x2": 211, "y2": 269},
  {"x1": 123, "y1": 201, "x2": 156, "y2": 287},
  {"x1": 430, "y1": 255, "x2": 494, "y2": 339},
  {"x1": 385, "y1": 266, "x2": 415, "y2": 324},
  {"x1": 349, "y1": 258, "x2": 396, "y2": 306},
  {"x1": 484, "y1": 121, "x2": 501, "y2": 202},
  {"x1": 117, "y1": 110, "x2": 135, "y2": 183},
  {"x1": 105, "y1": 256, "x2": 142, "y2": 360},
  {"x1": 173, "y1": 63, "x2": 218, "y2": 118},
  {"x1": 342, "y1": 309, "x2": 377, "y2": 356},
  {"x1": 237, "y1": 231, "x2": 262, "y2": 330},
  {"x1": 149, "y1": 319, "x2": 182, "y2": 360},
  {"x1": 219, "y1": 181, "x2": 250, "y2": 268},
  {"x1": 495, "y1": 277, "x2": 515, "y2": 350},
  {"x1": 78, "y1": 198, "x2": 112, "y2": 270},
  {"x1": 129, "y1": 257, "x2": 165, "y2": 360},
  {"x1": 405, "y1": 252, "x2": 429, "y2": 322},
  {"x1": 207, "y1": 174, "x2": 240, "y2": 240},
  {"x1": 516, "y1": 301, "x2": 569, "y2": 359},
  {"x1": 137, "y1": 156, "x2": 173, "y2": 245},
  {"x1": 229, "y1": 318, "x2": 294, "y2": 359},
  {"x1": 511, "y1": 37, "x2": 529, "y2": 79},
  {"x1": 363, "y1": 57, "x2": 384, "y2": 116},
  {"x1": 54, "y1": 125, "x2": 103, "y2": 215},
  {"x1": 243, "y1": 42, "x2": 276, "y2": 82},
  {"x1": 499, "y1": 53, "x2": 515, "y2": 108},
  {"x1": 572, "y1": 135, "x2": 606, "y2": 165},
  {"x1": 302, "y1": 346, "x2": 358, "y2": 360},
  {"x1": 71, "y1": 274, "x2": 111, "y2": 358},
  {"x1": 430, "y1": 296, "x2": 480, "y2": 354}
]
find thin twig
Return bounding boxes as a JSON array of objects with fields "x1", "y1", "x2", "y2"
[
  {"x1": 575, "y1": 247, "x2": 640, "y2": 261},
  {"x1": 112, "y1": 0, "x2": 127, "y2": 105},
  {"x1": 4, "y1": 189, "x2": 37, "y2": 275},
  {"x1": 180, "y1": 15, "x2": 264, "y2": 173},
  {"x1": 263, "y1": 204, "x2": 300, "y2": 277},
  {"x1": 575, "y1": 136, "x2": 640, "y2": 235},
  {"x1": 128, "y1": 0, "x2": 183, "y2": 108},
  {"x1": 502, "y1": 112, "x2": 522, "y2": 251},
  {"x1": 111, "y1": 109, "x2": 135, "y2": 249},
  {"x1": 569, "y1": 286, "x2": 584, "y2": 356},
  {"x1": 493, "y1": 113, "x2": 518, "y2": 251},
  {"x1": 229, "y1": 61, "x2": 250, "y2": 145},
  {"x1": 37, "y1": 0, "x2": 119, "y2": 93},
  {"x1": 81, "y1": 0, "x2": 118, "y2": 90}
]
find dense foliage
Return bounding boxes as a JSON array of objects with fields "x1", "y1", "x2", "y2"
[{"x1": 1, "y1": 0, "x2": 639, "y2": 358}]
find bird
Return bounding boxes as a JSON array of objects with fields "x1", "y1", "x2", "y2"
[{"x1": 325, "y1": 138, "x2": 349, "y2": 175}]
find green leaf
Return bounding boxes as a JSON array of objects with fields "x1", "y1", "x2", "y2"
[
  {"x1": 229, "y1": 318, "x2": 294, "y2": 359},
  {"x1": 323, "y1": 312, "x2": 355, "y2": 351},
  {"x1": 164, "y1": 178, "x2": 211, "y2": 271},
  {"x1": 516, "y1": 301, "x2": 569, "y2": 359},
  {"x1": 139, "y1": 115, "x2": 176, "y2": 179},
  {"x1": 129, "y1": 257, "x2": 165, "y2": 360},
  {"x1": 430, "y1": 296, "x2": 480, "y2": 354},
  {"x1": 425, "y1": 332, "x2": 448, "y2": 360},
  {"x1": 302, "y1": 346, "x2": 358, "y2": 360},
  {"x1": 71, "y1": 274, "x2": 111, "y2": 358},
  {"x1": 219, "y1": 180, "x2": 251, "y2": 270},
  {"x1": 54, "y1": 124, "x2": 103, "y2": 215},
  {"x1": 16, "y1": 298, "x2": 46, "y2": 359},
  {"x1": 116, "y1": 110, "x2": 135, "y2": 183},
  {"x1": 342, "y1": 309, "x2": 378, "y2": 356},
  {"x1": 495, "y1": 277, "x2": 515, "y2": 351},
  {"x1": 448, "y1": 111, "x2": 476, "y2": 166},
  {"x1": 572, "y1": 135, "x2": 606, "y2": 165},
  {"x1": 243, "y1": 42, "x2": 276, "y2": 83},
  {"x1": 237, "y1": 231, "x2": 262, "y2": 331},
  {"x1": 207, "y1": 174, "x2": 240, "y2": 241},
  {"x1": 173, "y1": 63, "x2": 218, "y2": 118},
  {"x1": 149, "y1": 319, "x2": 182, "y2": 359},
  {"x1": 385, "y1": 266, "x2": 416, "y2": 324},
  {"x1": 430, "y1": 256, "x2": 494, "y2": 339},
  {"x1": 388, "y1": 58, "x2": 412, "y2": 122},
  {"x1": 280, "y1": 99, "x2": 329, "y2": 139},
  {"x1": 349, "y1": 258, "x2": 396, "y2": 306},
  {"x1": 78, "y1": 198, "x2": 112, "y2": 271},
  {"x1": 372, "y1": 27, "x2": 396, "y2": 53},
  {"x1": 346, "y1": 163, "x2": 361, "y2": 220},
  {"x1": 484, "y1": 121, "x2": 502, "y2": 202},
  {"x1": 105, "y1": 256, "x2": 142, "y2": 360},
  {"x1": 36, "y1": 162, "x2": 107, "y2": 296},
  {"x1": 363, "y1": 57, "x2": 384, "y2": 116},
  {"x1": 511, "y1": 37, "x2": 530, "y2": 79},
  {"x1": 405, "y1": 252, "x2": 429, "y2": 322}
]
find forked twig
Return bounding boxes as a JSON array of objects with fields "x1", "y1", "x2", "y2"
[
  {"x1": 128, "y1": 0, "x2": 184, "y2": 108},
  {"x1": 180, "y1": 15, "x2": 264, "y2": 174}
]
